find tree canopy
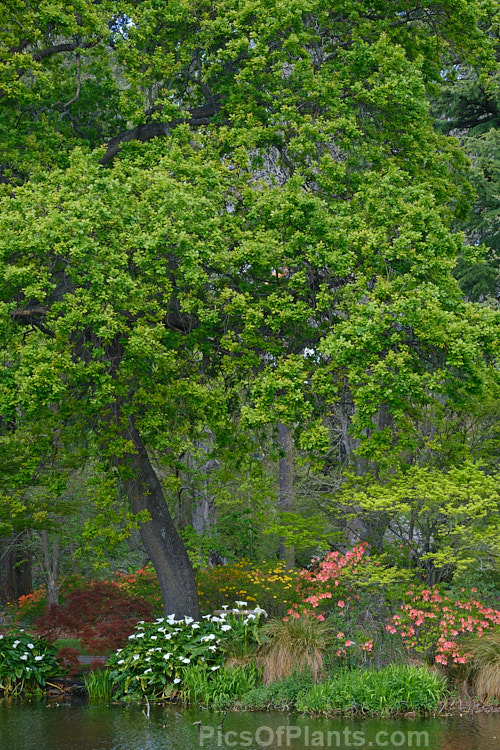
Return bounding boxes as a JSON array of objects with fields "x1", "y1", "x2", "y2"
[{"x1": 0, "y1": 0, "x2": 499, "y2": 615}]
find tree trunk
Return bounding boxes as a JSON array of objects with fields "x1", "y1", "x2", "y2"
[
  {"x1": 183, "y1": 433, "x2": 218, "y2": 535},
  {"x1": 0, "y1": 535, "x2": 32, "y2": 605},
  {"x1": 113, "y1": 412, "x2": 200, "y2": 619},
  {"x1": 278, "y1": 421, "x2": 295, "y2": 569},
  {"x1": 336, "y1": 390, "x2": 391, "y2": 550},
  {"x1": 39, "y1": 530, "x2": 59, "y2": 607}
]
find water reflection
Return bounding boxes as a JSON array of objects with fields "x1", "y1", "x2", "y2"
[{"x1": 0, "y1": 702, "x2": 499, "y2": 750}]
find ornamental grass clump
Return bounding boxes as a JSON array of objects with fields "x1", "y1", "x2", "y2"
[
  {"x1": 258, "y1": 616, "x2": 333, "y2": 684},
  {"x1": 469, "y1": 630, "x2": 500, "y2": 701},
  {"x1": 107, "y1": 605, "x2": 266, "y2": 701},
  {"x1": 0, "y1": 630, "x2": 60, "y2": 696}
]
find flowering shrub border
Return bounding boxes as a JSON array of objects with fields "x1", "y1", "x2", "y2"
[
  {"x1": 287, "y1": 544, "x2": 373, "y2": 620},
  {"x1": 13, "y1": 551, "x2": 500, "y2": 675}
]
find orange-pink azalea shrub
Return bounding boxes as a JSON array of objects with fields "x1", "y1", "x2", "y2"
[
  {"x1": 386, "y1": 586, "x2": 500, "y2": 666},
  {"x1": 285, "y1": 543, "x2": 376, "y2": 656},
  {"x1": 290, "y1": 543, "x2": 370, "y2": 616}
]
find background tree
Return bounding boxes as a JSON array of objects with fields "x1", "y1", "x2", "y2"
[
  {"x1": 329, "y1": 461, "x2": 500, "y2": 587},
  {"x1": 433, "y1": 1, "x2": 500, "y2": 301}
]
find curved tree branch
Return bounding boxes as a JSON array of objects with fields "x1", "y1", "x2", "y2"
[
  {"x1": 0, "y1": 40, "x2": 99, "y2": 102},
  {"x1": 99, "y1": 98, "x2": 224, "y2": 164},
  {"x1": 32, "y1": 40, "x2": 98, "y2": 62}
]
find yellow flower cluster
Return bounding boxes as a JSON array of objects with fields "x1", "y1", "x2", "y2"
[{"x1": 196, "y1": 559, "x2": 301, "y2": 617}]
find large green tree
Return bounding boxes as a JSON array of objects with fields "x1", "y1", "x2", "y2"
[{"x1": 0, "y1": 0, "x2": 498, "y2": 616}]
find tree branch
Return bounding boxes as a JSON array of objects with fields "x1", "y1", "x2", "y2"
[
  {"x1": 11, "y1": 306, "x2": 55, "y2": 338},
  {"x1": 99, "y1": 98, "x2": 224, "y2": 164},
  {"x1": 63, "y1": 52, "x2": 81, "y2": 108},
  {"x1": 32, "y1": 40, "x2": 98, "y2": 62},
  {"x1": 0, "y1": 40, "x2": 98, "y2": 101}
]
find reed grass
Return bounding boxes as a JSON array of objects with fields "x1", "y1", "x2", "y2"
[
  {"x1": 84, "y1": 668, "x2": 114, "y2": 703},
  {"x1": 470, "y1": 630, "x2": 500, "y2": 701},
  {"x1": 181, "y1": 663, "x2": 262, "y2": 710}
]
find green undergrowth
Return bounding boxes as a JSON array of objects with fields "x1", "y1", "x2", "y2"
[
  {"x1": 52, "y1": 638, "x2": 87, "y2": 654},
  {"x1": 295, "y1": 665, "x2": 447, "y2": 716},
  {"x1": 181, "y1": 663, "x2": 262, "y2": 710},
  {"x1": 240, "y1": 669, "x2": 315, "y2": 711}
]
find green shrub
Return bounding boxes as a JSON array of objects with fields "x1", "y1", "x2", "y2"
[
  {"x1": 241, "y1": 669, "x2": 315, "y2": 711},
  {"x1": 181, "y1": 662, "x2": 262, "y2": 710},
  {"x1": 239, "y1": 685, "x2": 271, "y2": 711},
  {"x1": 52, "y1": 637, "x2": 86, "y2": 653},
  {"x1": 295, "y1": 665, "x2": 447, "y2": 716}
]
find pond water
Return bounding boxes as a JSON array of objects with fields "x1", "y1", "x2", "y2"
[{"x1": 1, "y1": 701, "x2": 499, "y2": 750}]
